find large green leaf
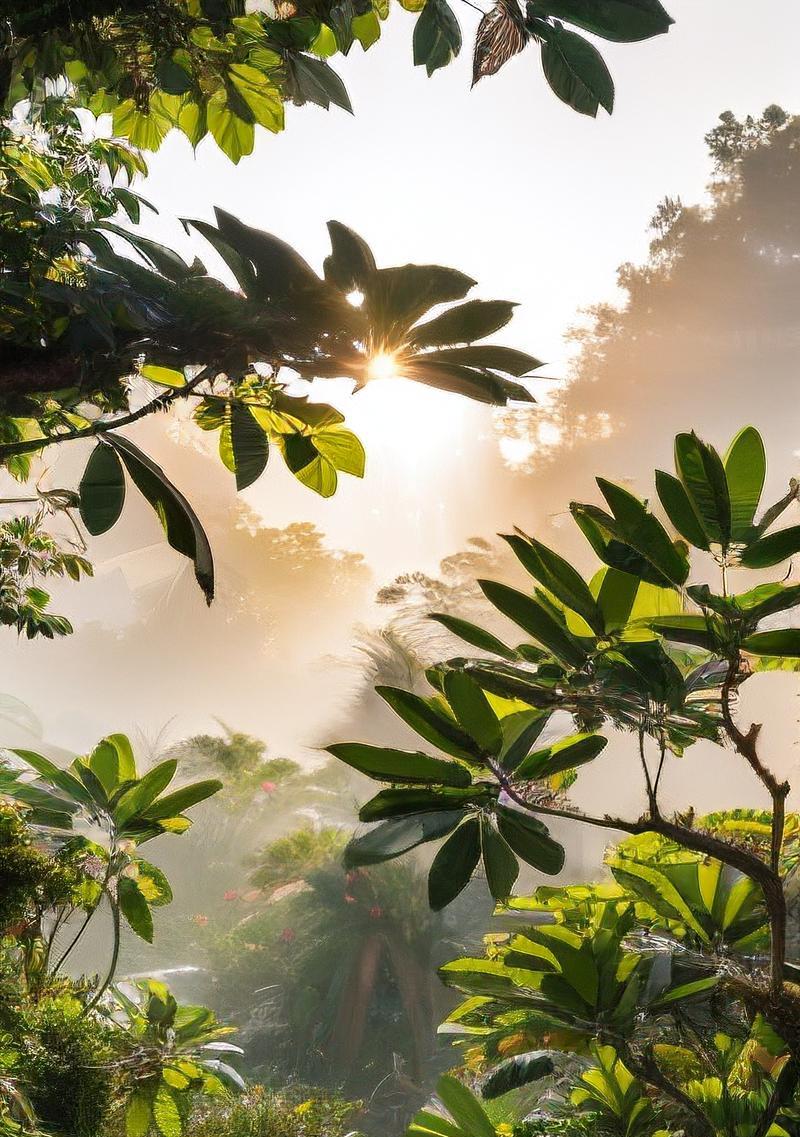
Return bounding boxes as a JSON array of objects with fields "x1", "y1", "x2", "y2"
[
  {"x1": 140, "y1": 779, "x2": 222, "y2": 820},
  {"x1": 226, "y1": 404, "x2": 269, "y2": 491},
  {"x1": 515, "y1": 733, "x2": 607, "y2": 780},
  {"x1": 655, "y1": 469, "x2": 709, "y2": 550},
  {"x1": 421, "y1": 346, "x2": 542, "y2": 376},
  {"x1": 596, "y1": 479, "x2": 689, "y2": 585},
  {"x1": 358, "y1": 785, "x2": 488, "y2": 821},
  {"x1": 408, "y1": 300, "x2": 515, "y2": 349},
  {"x1": 105, "y1": 434, "x2": 214, "y2": 603},
  {"x1": 674, "y1": 432, "x2": 731, "y2": 547},
  {"x1": 413, "y1": 0, "x2": 462, "y2": 76},
  {"x1": 724, "y1": 426, "x2": 766, "y2": 541},
  {"x1": 504, "y1": 533, "x2": 603, "y2": 633},
  {"x1": 480, "y1": 1051, "x2": 555, "y2": 1099},
  {"x1": 118, "y1": 877, "x2": 154, "y2": 943},
  {"x1": 436, "y1": 1075, "x2": 496, "y2": 1137},
  {"x1": 79, "y1": 444, "x2": 125, "y2": 536},
  {"x1": 324, "y1": 221, "x2": 377, "y2": 291},
  {"x1": 540, "y1": 25, "x2": 614, "y2": 117},
  {"x1": 429, "y1": 816, "x2": 482, "y2": 909},
  {"x1": 740, "y1": 526, "x2": 800, "y2": 568},
  {"x1": 742, "y1": 630, "x2": 800, "y2": 658},
  {"x1": 429, "y1": 613, "x2": 517, "y2": 660},
  {"x1": 444, "y1": 670, "x2": 503, "y2": 755},
  {"x1": 480, "y1": 817, "x2": 519, "y2": 900},
  {"x1": 535, "y1": 0, "x2": 673, "y2": 41},
  {"x1": 479, "y1": 580, "x2": 587, "y2": 667},
  {"x1": 345, "y1": 811, "x2": 463, "y2": 868},
  {"x1": 114, "y1": 760, "x2": 180, "y2": 826},
  {"x1": 377, "y1": 686, "x2": 481, "y2": 762},
  {"x1": 326, "y1": 742, "x2": 472, "y2": 786},
  {"x1": 497, "y1": 806, "x2": 564, "y2": 874}
]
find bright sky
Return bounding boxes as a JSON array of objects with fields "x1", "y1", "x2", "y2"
[{"x1": 141, "y1": 0, "x2": 800, "y2": 370}]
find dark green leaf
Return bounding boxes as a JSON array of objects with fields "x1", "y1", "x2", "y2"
[
  {"x1": 377, "y1": 686, "x2": 481, "y2": 762},
  {"x1": 444, "y1": 670, "x2": 503, "y2": 755},
  {"x1": 480, "y1": 817, "x2": 519, "y2": 900},
  {"x1": 421, "y1": 346, "x2": 542, "y2": 376},
  {"x1": 724, "y1": 427, "x2": 766, "y2": 541},
  {"x1": 540, "y1": 25, "x2": 614, "y2": 117},
  {"x1": 428, "y1": 816, "x2": 482, "y2": 909},
  {"x1": 324, "y1": 221, "x2": 377, "y2": 291},
  {"x1": 674, "y1": 432, "x2": 731, "y2": 547},
  {"x1": 655, "y1": 469, "x2": 709, "y2": 550},
  {"x1": 359, "y1": 785, "x2": 489, "y2": 821},
  {"x1": 118, "y1": 877, "x2": 154, "y2": 943},
  {"x1": 79, "y1": 444, "x2": 125, "y2": 536},
  {"x1": 345, "y1": 811, "x2": 464, "y2": 868},
  {"x1": 429, "y1": 613, "x2": 517, "y2": 660},
  {"x1": 413, "y1": 0, "x2": 462, "y2": 75},
  {"x1": 105, "y1": 434, "x2": 214, "y2": 604},
  {"x1": 742, "y1": 630, "x2": 800, "y2": 658},
  {"x1": 504, "y1": 533, "x2": 603, "y2": 633},
  {"x1": 230, "y1": 404, "x2": 269, "y2": 491},
  {"x1": 436, "y1": 1075, "x2": 496, "y2": 1137},
  {"x1": 326, "y1": 742, "x2": 472, "y2": 786},
  {"x1": 497, "y1": 805, "x2": 564, "y2": 874},
  {"x1": 408, "y1": 300, "x2": 515, "y2": 349},
  {"x1": 533, "y1": 0, "x2": 673, "y2": 42},
  {"x1": 478, "y1": 580, "x2": 587, "y2": 668},
  {"x1": 480, "y1": 1051, "x2": 555, "y2": 1099},
  {"x1": 140, "y1": 779, "x2": 222, "y2": 820},
  {"x1": 740, "y1": 526, "x2": 800, "y2": 569}
]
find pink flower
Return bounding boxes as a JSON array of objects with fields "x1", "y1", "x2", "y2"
[
  {"x1": 193, "y1": 914, "x2": 209, "y2": 926},
  {"x1": 260, "y1": 780, "x2": 277, "y2": 794},
  {"x1": 223, "y1": 889, "x2": 239, "y2": 901},
  {"x1": 344, "y1": 893, "x2": 357, "y2": 904}
]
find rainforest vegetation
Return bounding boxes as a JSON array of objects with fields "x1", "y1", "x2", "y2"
[{"x1": 2, "y1": 3, "x2": 800, "y2": 1137}]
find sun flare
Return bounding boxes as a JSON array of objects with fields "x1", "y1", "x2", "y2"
[{"x1": 367, "y1": 350, "x2": 399, "y2": 382}]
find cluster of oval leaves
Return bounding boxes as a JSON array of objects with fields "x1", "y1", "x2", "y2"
[
  {"x1": 3, "y1": 0, "x2": 676, "y2": 164},
  {"x1": 68, "y1": 209, "x2": 541, "y2": 603},
  {"x1": 330, "y1": 426, "x2": 800, "y2": 912}
]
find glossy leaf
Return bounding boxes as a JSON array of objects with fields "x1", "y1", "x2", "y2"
[
  {"x1": 724, "y1": 426, "x2": 766, "y2": 541},
  {"x1": 326, "y1": 742, "x2": 472, "y2": 786},
  {"x1": 79, "y1": 444, "x2": 126, "y2": 536},
  {"x1": 429, "y1": 816, "x2": 482, "y2": 909},
  {"x1": 345, "y1": 811, "x2": 464, "y2": 868},
  {"x1": 540, "y1": 25, "x2": 614, "y2": 117}
]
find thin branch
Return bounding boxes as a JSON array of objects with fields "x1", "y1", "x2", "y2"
[{"x1": 0, "y1": 365, "x2": 215, "y2": 461}]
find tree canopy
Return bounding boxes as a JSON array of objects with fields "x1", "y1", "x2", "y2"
[{"x1": 1, "y1": 0, "x2": 676, "y2": 162}]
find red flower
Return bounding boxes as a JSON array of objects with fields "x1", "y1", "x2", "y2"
[
  {"x1": 260, "y1": 780, "x2": 277, "y2": 794},
  {"x1": 369, "y1": 906, "x2": 384, "y2": 920},
  {"x1": 344, "y1": 893, "x2": 357, "y2": 904},
  {"x1": 280, "y1": 927, "x2": 296, "y2": 943},
  {"x1": 223, "y1": 889, "x2": 239, "y2": 901}
]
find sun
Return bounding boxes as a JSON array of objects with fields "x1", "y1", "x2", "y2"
[{"x1": 367, "y1": 351, "x2": 399, "y2": 382}]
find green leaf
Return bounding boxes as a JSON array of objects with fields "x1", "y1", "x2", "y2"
[
  {"x1": 444, "y1": 671, "x2": 503, "y2": 755},
  {"x1": 126, "y1": 1091, "x2": 153, "y2": 1137},
  {"x1": 421, "y1": 346, "x2": 542, "y2": 376},
  {"x1": 428, "y1": 817, "x2": 482, "y2": 910},
  {"x1": 742, "y1": 630, "x2": 800, "y2": 658},
  {"x1": 79, "y1": 444, "x2": 125, "y2": 536},
  {"x1": 655, "y1": 469, "x2": 709, "y2": 550},
  {"x1": 326, "y1": 743, "x2": 472, "y2": 786},
  {"x1": 596, "y1": 479, "x2": 689, "y2": 586},
  {"x1": 136, "y1": 861, "x2": 174, "y2": 907},
  {"x1": 324, "y1": 221, "x2": 377, "y2": 291},
  {"x1": 140, "y1": 365, "x2": 186, "y2": 388},
  {"x1": 740, "y1": 526, "x2": 800, "y2": 568},
  {"x1": 540, "y1": 25, "x2": 614, "y2": 117},
  {"x1": 478, "y1": 580, "x2": 587, "y2": 668},
  {"x1": 359, "y1": 786, "x2": 488, "y2": 821},
  {"x1": 413, "y1": 0, "x2": 462, "y2": 75},
  {"x1": 429, "y1": 613, "x2": 517, "y2": 660},
  {"x1": 674, "y1": 432, "x2": 731, "y2": 546},
  {"x1": 535, "y1": 0, "x2": 673, "y2": 42},
  {"x1": 141, "y1": 779, "x2": 222, "y2": 820},
  {"x1": 105, "y1": 434, "x2": 214, "y2": 603},
  {"x1": 12, "y1": 749, "x2": 95, "y2": 808},
  {"x1": 480, "y1": 817, "x2": 519, "y2": 900},
  {"x1": 724, "y1": 427, "x2": 766, "y2": 541},
  {"x1": 207, "y1": 88, "x2": 255, "y2": 163},
  {"x1": 153, "y1": 1085, "x2": 181, "y2": 1137},
  {"x1": 504, "y1": 533, "x2": 603, "y2": 633},
  {"x1": 480, "y1": 1051, "x2": 555, "y2": 1099},
  {"x1": 345, "y1": 811, "x2": 464, "y2": 867},
  {"x1": 313, "y1": 427, "x2": 365, "y2": 477},
  {"x1": 436, "y1": 1075, "x2": 496, "y2": 1137},
  {"x1": 88, "y1": 739, "x2": 123, "y2": 794},
  {"x1": 497, "y1": 805, "x2": 564, "y2": 874},
  {"x1": 288, "y1": 54, "x2": 353, "y2": 112},
  {"x1": 224, "y1": 403, "x2": 268, "y2": 491},
  {"x1": 118, "y1": 877, "x2": 154, "y2": 943},
  {"x1": 352, "y1": 9, "x2": 381, "y2": 48},
  {"x1": 408, "y1": 300, "x2": 514, "y2": 349},
  {"x1": 115, "y1": 760, "x2": 179, "y2": 827},
  {"x1": 377, "y1": 686, "x2": 481, "y2": 762},
  {"x1": 594, "y1": 567, "x2": 640, "y2": 631},
  {"x1": 499, "y1": 710, "x2": 550, "y2": 771},
  {"x1": 515, "y1": 733, "x2": 607, "y2": 780},
  {"x1": 649, "y1": 976, "x2": 719, "y2": 1009},
  {"x1": 649, "y1": 615, "x2": 720, "y2": 650}
]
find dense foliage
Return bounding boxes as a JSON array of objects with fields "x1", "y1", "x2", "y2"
[
  {"x1": 331, "y1": 425, "x2": 800, "y2": 1136},
  {"x1": 1, "y1": 0, "x2": 676, "y2": 164}
]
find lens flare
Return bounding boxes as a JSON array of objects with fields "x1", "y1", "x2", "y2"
[{"x1": 368, "y1": 351, "x2": 399, "y2": 381}]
